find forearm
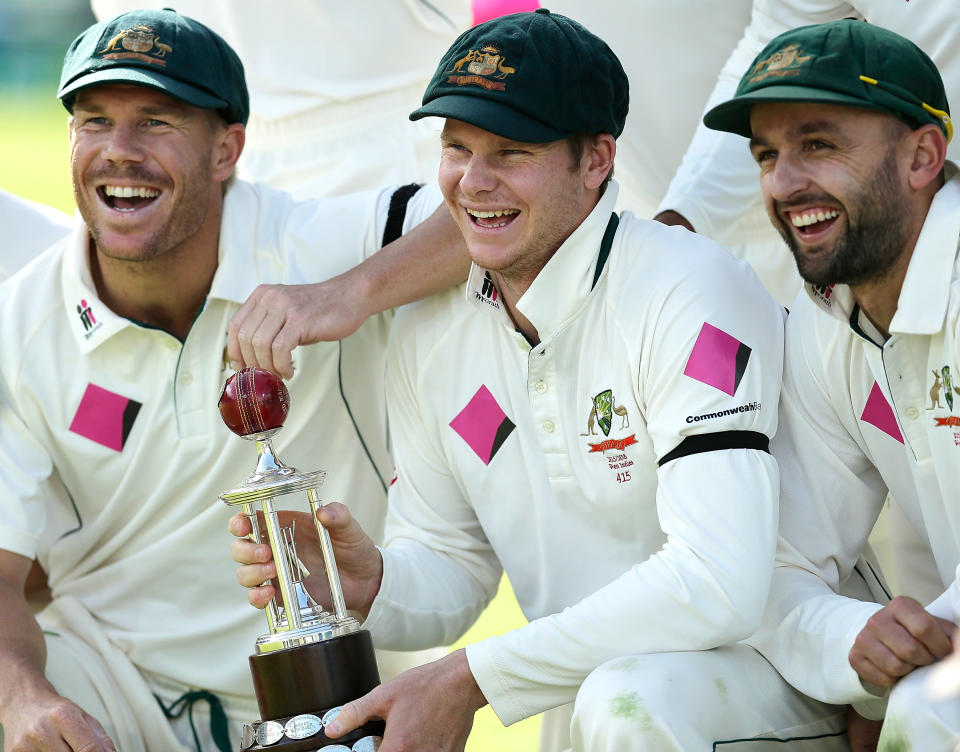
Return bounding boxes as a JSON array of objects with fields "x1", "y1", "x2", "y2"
[
  {"x1": 364, "y1": 539, "x2": 501, "y2": 651},
  {"x1": 346, "y1": 203, "x2": 469, "y2": 321},
  {"x1": 472, "y1": 451, "x2": 779, "y2": 725},
  {"x1": 746, "y1": 565, "x2": 884, "y2": 704},
  {"x1": 0, "y1": 565, "x2": 56, "y2": 720}
]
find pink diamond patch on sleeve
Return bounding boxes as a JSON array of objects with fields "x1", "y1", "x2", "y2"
[
  {"x1": 683, "y1": 322, "x2": 752, "y2": 396},
  {"x1": 449, "y1": 385, "x2": 515, "y2": 465},
  {"x1": 860, "y1": 381, "x2": 904, "y2": 444},
  {"x1": 69, "y1": 383, "x2": 141, "y2": 452}
]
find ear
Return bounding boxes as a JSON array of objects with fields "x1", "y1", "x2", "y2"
[
  {"x1": 583, "y1": 133, "x2": 616, "y2": 191},
  {"x1": 211, "y1": 122, "x2": 245, "y2": 183},
  {"x1": 905, "y1": 123, "x2": 947, "y2": 191}
]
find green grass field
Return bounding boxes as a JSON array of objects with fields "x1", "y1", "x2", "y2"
[{"x1": 0, "y1": 91, "x2": 542, "y2": 752}]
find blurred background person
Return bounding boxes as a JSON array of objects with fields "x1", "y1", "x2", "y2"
[{"x1": 0, "y1": 188, "x2": 72, "y2": 282}]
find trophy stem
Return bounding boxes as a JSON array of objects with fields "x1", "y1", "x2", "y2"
[
  {"x1": 242, "y1": 501, "x2": 280, "y2": 633},
  {"x1": 308, "y1": 488, "x2": 348, "y2": 621},
  {"x1": 253, "y1": 435, "x2": 285, "y2": 475},
  {"x1": 261, "y1": 497, "x2": 303, "y2": 631}
]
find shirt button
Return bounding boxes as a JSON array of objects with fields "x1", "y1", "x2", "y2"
[
  {"x1": 180, "y1": 372, "x2": 193, "y2": 385},
  {"x1": 906, "y1": 406, "x2": 919, "y2": 419},
  {"x1": 535, "y1": 380, "x2": 547, "y2": 394},
  {"x1": 543, "y1": 420, "x2": 555, "y2": 433}
]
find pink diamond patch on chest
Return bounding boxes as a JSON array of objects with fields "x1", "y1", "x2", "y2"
[
  {"x1": 450, "y1": 385, "x2": 515, "y2": 465},
  {"x1": 69, "y1": 383, "x2": 142, "y2": 452},
  {"x1": 683, "y1": 322, "x2": 752, "y2": 396},
  {"x1": 860, "y1": 381, "x2": 904, "y2": 444}
]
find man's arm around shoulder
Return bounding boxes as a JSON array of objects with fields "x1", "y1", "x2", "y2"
[{"x1": 229, "y1": 190, "x2": 469, "y2": 378}]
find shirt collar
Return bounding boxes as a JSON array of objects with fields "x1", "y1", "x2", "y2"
[
  {"x1": 464, "y1": 180, "x2": 620, "y2": 337},
  {"x1": 889, "y1": 162, "x2": 960, "y2": 335},
  {"x1": 207, "y1": 180, "x2": 260, "y2": 305},
  {"x1": 61, "y1": 180, "x2": 259, "y2": 354},
  {"x1": 61, "y1": 223, "x2": 132, "y2": 354},
  {"x1": 804, "y1": 162, "x2": 960, "y2": 336}
]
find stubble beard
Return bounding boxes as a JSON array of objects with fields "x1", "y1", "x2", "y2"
[{"x1": 74, "y1": 163, "x2": 211, "y2": 265}]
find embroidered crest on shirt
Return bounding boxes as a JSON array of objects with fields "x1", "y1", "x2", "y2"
[
  {"x1": 99, "y1": 25, "x2": 173, "y2": 66},
  {"x1": 579, "y1": 388, "x2": 637, "y2": 481},
  {"x1": 928, "y1": 366, "x2": 960, "y2": 443},
  {"x1": 449, "y1": 385, "x2": 515, "y2": 465},
  {"x1": 448, "y1": 44, "x2": 516, "y2": 90},
  {"x1": 683, "y1": 322, "x2": 751, "y2": 396},
  {"x1": 860, "y1": 381, "x2": 904, "y2": 444},
  {"x1": 587, "y1": 389, "x2": 629, "y2": 437},
  {"x1": 69, "y1": 383, "x2": 142, "y2": 451}
]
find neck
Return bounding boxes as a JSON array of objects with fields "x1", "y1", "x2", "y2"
[
  {"x1": 850, "y1": 256, "x2": 909, "y2": 340},
  {"x1": 493, "y1": 271, "x2": 540, "y2": 346},
  {"x1": 850, "y1": 197, "x2": 932, "y2": 339},
  {"x1": 89, "y1": 216, "x2": 221, "y2": 342}
]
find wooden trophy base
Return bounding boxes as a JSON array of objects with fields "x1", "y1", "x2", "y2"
[{"x1": 241, "y1": 630, "x2": 385, "y2": 751}]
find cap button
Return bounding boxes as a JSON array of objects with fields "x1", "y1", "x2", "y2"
[{"x1": 534, "y1": 7, "x2": 550, "y2": 14}]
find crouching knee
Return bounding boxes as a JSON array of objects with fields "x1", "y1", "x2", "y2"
[{"x1": 570, "y1": 654, "x2": 694, "y2": 752}]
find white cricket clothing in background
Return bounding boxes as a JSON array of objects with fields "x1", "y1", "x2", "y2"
[
  {"x1": 547, "y1": 0, "x2": 752, "y2": 218},
  {"x1": 363, "y1": 183, "x2": 785, "y2": 726},
  {"x1": 0, "y1": 189, "x2": 73, "y2": 282},
  {"x1": 747, "y1": 166, "x2": 960, "y2": 747},
  {"x1": 90, "y1": 0, "x2": 470, "y2": 199},
  {"x1": 659, "y1": 0, "x2": 960, "y2": 306},
  {"x1": 0, "y1": 178, "x2": 442, "y2": 748}
]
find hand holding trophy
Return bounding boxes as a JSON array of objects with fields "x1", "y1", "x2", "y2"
[{"x1": 219, "y1": 367, "x2": 384, "y2": 751}]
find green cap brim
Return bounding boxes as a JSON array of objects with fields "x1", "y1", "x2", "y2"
[
  {"x1": 410, "y1": 93, "x2": 568, "y2": 143},
  {"x1": 58, "y1": 67, "x2": 228, "y2": 113},
  {"x1": 703, "y1": 84, "x2": 889, "y2": 138}
]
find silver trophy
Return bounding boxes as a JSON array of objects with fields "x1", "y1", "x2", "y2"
[{"x1": 218, "y1": 367, "x2": 384, "y2": 751}]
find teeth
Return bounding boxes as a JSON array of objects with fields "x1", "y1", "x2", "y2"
[
  {"x1": 791, "y1": 209, "x2": 839, "y2": 227},
  {"x1": 466, "y1": 208, "x2": 519, "y2": 219},
  {"x1": 103, "y1": 185, "x2": 160, "y2": 199}
]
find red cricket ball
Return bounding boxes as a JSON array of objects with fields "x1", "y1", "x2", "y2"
[{"x1": 219, "y1": 367, "x2": 290, "y2": 436}]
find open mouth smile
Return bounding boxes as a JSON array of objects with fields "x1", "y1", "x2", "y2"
[
  {"x1": 786, "y1": 207, "x2": 840, "y2": 237},
  {"x1": 466, "y1": 207, "x2": 520, "y2": 229},
  {"x1": 99, "y1": 184, "x2": 161, "y2": 213}
]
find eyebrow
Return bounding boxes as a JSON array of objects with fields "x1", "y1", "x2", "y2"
[
  {"x1": 750, "y1": 119, "x2": 844, "y2": 150},
  {"x1": 72, "y1": 100, "x2": 187, "y2": 118}
]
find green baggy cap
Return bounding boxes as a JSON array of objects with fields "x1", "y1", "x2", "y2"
[
  {"x1": 410, "y1": 8, "x2": 628, "y2": 143},
  {"x1": 704, "y1": 19, "x2": 951, "y2": 142},
  {"x1": 58, "y1": 8, "x2": 248, "y2": 125}
]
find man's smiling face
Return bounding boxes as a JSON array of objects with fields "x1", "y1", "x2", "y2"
[
  {"x1": 437, "y1": 119, "x2": 598, "y2": 292},
  {"x1": 70, "y1": 83, "x2": 226, "y2": 263},
  {"x1": 750, "y1": 101, "x2": 913, "y2": 287}
]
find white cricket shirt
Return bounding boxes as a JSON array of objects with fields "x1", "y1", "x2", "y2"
[
  {"x1": 0, "y1": 178, "x2": 441, "y2": 702},
  {"x1": 364, "y1": 183, "x2": 786, "y2": 724},
  {"x1": 748, "y1": 165, "x2": 960, "y2": 705}
]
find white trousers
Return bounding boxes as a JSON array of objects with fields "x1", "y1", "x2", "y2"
[
  {"x1": 569, "y1": 644, "x2": 849, "y2": 752},
  {"x1": 880, "y1": 662, "x2": 960, "y2": 751},
  {"x1": 37, "y1": 596, "x2": 210, "y2": 752}
]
